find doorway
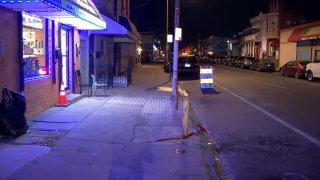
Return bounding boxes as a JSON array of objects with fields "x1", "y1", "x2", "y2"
[{"x1": 60, "y1": 26, "x2": 73, "y2": 90}]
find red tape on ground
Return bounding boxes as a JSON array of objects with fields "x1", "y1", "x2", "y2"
[{"x1": 155, "y1": 123, "x2": 210, "y2": 142}]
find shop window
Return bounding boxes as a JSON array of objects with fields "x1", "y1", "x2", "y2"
[{"x1": 22, "y1": 12, "x2": 48, "y2": 80}]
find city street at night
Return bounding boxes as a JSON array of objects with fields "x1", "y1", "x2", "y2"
[
  {"x1": 180, "y1": 63, "x2": 320, "y2": 179},
  {"x1": 2, "y1": 0, "x2": 320, "y2": 179}
]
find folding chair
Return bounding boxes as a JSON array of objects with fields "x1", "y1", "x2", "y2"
[{"x1": 91, "y1": 74, "x2": 107, "y2": 96}]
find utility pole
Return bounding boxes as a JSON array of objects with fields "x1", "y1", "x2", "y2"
[
  {"x1": 166, "y1": 0, "x2": 171, "y2": 81},
  {"x1": 172, "y1": 0, "x2": 180, "y2": 109}
]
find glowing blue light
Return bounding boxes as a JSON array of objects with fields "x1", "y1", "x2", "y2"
[
  {"x1": 24, "y1": 75, "x2": 50, "y2": 81},
  {"x1": 9, "y1": 0, "x2": 15, "y2": 2},
  {"x1": 42, "y1": 0, "x2": 105, "y2": 29}
]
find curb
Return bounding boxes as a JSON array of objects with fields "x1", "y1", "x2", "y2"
[{"x1": 178, "y1": 83, "x2": 226, "y2": 180}]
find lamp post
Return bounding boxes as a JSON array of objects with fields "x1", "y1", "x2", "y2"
[{"x1": 227, "y1": 40, "x2": 230, "y2": 56}]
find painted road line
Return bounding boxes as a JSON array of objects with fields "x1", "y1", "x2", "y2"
[
  {"x1": 219, "y1": 69, "x2": 229, "y2": 73},
  {"x1": 264, "y1": 81, "x2": 287, "y2": 90},
  {"x1": 215, "y1": 81, "x2": 320, "y2": 147}
]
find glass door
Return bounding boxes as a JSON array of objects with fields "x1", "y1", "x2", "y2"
[{"x1": 61, "y1": 29, "x2": 69, "y2": 89}]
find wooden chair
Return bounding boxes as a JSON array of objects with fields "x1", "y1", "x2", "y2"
[{"x1": 91, "y1": 74, "x2": 107, "y2": 96}]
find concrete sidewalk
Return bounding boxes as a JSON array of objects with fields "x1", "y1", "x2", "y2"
[{"x1": 0, "y1": 64, "x2": 215, "y2": 180}]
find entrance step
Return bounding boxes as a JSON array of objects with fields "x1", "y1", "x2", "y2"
[{"x1": 67, "y1": 94, "x2": 83, "y2": 104}]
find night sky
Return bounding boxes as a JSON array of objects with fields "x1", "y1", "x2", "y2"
[{"x1": 131, "y1": 0, "x2": 320, "y2": 47}]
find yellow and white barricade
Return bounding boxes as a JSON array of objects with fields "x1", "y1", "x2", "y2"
[{"x1": 200, "y1": 66, "x2": 214, "y2": 93}]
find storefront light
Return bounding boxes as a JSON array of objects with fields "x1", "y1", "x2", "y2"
[
  {"x1": 39, "y1": 67, "x2": 47, "y2": 75},
  {"x1": 137, "y1": 47, "x2": 142, "y2": 55}
]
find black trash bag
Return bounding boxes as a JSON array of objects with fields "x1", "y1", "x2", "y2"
[{"x1": 0, "y1": 88, "x2": 28, "y2": 138}]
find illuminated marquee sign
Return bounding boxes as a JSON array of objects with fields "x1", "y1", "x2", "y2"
[
  {"x1": 76, "y1": 0, "x2": 97, "y2": 16},
  {"x1": 45, "y1": 0, "x2": 106, "y2": 29}
]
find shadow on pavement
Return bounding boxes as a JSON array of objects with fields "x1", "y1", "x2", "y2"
[
  {"x1": 178, "y1": 74, "x2": 200, "y2": 81},
  {"x1": 201, "y1": 88, "x2": 221, "y2": 95}
]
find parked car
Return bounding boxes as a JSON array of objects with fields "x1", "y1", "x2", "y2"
[
  {"x1": 250, "y1": 59, "x2": 275, "y2": 72},
  {"x1": 305, "y1": 56, "x2": 320, "y2": 81},
  {"x1": 222, "y1": 56, "x2": 231, "y2": 66},
  {"x1": 214, "y1": 55, "x2": 225, "y2": 64},
  {"x1": 199, "y1": 54, "x2": 214, "y2": 63},
  {"x1": 279, "y1": 60, "x2": 310, "y2": 79},
  {"x1": 177, "y1": 55, "x2": 200, "y2": 75},
  {"x1": 225, "y1": 56, "x2": 239, "y2": 67},
  {"x1": 164, "y1": 55, "x2": 200, "y2": 75},
  {"x1": 235, "y1": 56, "x2": 256, "y2": 69},
  {"x1": 220, "y1": 55, "x2": 230, "y2": 66}
]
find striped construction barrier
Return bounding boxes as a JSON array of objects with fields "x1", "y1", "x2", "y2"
[{"x1": 200, "y1": 66, "x2": 215, "y2": 94}]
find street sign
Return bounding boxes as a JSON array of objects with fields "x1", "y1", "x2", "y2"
[
  {"x1": 175, "y1": 28, "x2": 182, "y2": 41},
  {"x1": 167, "y1": 34, "x2": 173, "y2": 43},
  {"x1": 200, "y1": 66, "x2": 215, "y2": 94}
]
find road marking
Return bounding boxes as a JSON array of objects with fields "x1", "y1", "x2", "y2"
[
  {"x1": 219, "y1": 69, "x2": 229, "y2": 73},
  {"x1": 214, "y1": 81, "x2": 320, "y2": 147},
  {"x1": 264, "y1": 81, "x2": 287, "y2": 90}
]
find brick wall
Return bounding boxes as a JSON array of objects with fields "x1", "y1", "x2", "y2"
[
  {"x1": 0, "y1": 7, "x2": 20, "y2": 97},
  {"x1": 24, "y1": 78, "x2": 59, "y2": 118}
]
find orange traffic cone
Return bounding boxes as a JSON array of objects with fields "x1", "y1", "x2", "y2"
[{"x1": 56, "y1": 81, "x2": 70, "y2": 107}]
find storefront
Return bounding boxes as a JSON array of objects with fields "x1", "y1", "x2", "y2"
[
  {"x1": 267, "y1": 39, "x2": 279, "y2": 59},
  {"x1": 0, "y1": 0, "x2": 106, "y2": 117},
  {"x1": 280, "y1": 21, "x2": 320, "y2": 67},
  {"x1": 88, "y1": 15, "x2": 140, "y2": 86}
]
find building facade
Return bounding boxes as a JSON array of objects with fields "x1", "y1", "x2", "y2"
[
  {"x1": 280, "y1": 21, "x2": 320, "y2": 67},
  {"x1": 242, "y1": 11, "x2": 281, "y2": 61},
  {"x1": 198, "y1": 36, "x2": 229, "y2": 57},
  {"x1": 234, "y1": 0, "x2": 305, "y2": 69},
  {"x1": 0, "y1": 0, "x2": 106, "y2": 117},
  {"x1": 88, "y1": 0, "x2": 140, "y2": 86},
  {"x1": 140, "y1": 32, "x2": 154, "y2": 63}
]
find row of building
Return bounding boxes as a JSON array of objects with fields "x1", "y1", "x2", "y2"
[
  {"x1": 197, "y1": 0, "x2": 320, "y2": 69},
  {"x1": 0, "y1": 0, "x2": 140, "y2": 117}
]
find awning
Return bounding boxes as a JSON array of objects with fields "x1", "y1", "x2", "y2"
[
  {"x1": 0, "y1": 0, "x2": 106, "y2": 29},
  {"x1": 119, "y1": 16, "x2": 140, "y2": 41},
  {"x1": 114, "y1": 37, "x2": 135, "y2": 43},
  {"x1": 288, "y1": 24, "x2": 320, "y2": 42},
  {"x1": 89, "y1": 15, "x2": 127, "y2": 35}
]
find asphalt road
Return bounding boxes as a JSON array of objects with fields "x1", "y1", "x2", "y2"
[{"x1": 179, "y1": 64, "x2": 320, "y2": 179}]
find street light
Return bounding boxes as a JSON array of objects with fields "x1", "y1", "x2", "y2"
[
  {"x1": 137, "y1": 47, "x2": 142, "y2": 64},
  {"x1": 137, "y1": 47, "x2": 142, "y2": 55}
]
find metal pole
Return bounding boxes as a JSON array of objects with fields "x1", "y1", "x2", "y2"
[
  {"x1": 172, "y1": 0, "x2": 180, "y2": 109},
  {"x1": 166, "y1": 0, "x2": 171, "y2": 81}
]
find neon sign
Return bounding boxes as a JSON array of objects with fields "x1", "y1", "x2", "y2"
[{"x1": 22, "y1": 12, "x2": 43, "y2": 29}]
